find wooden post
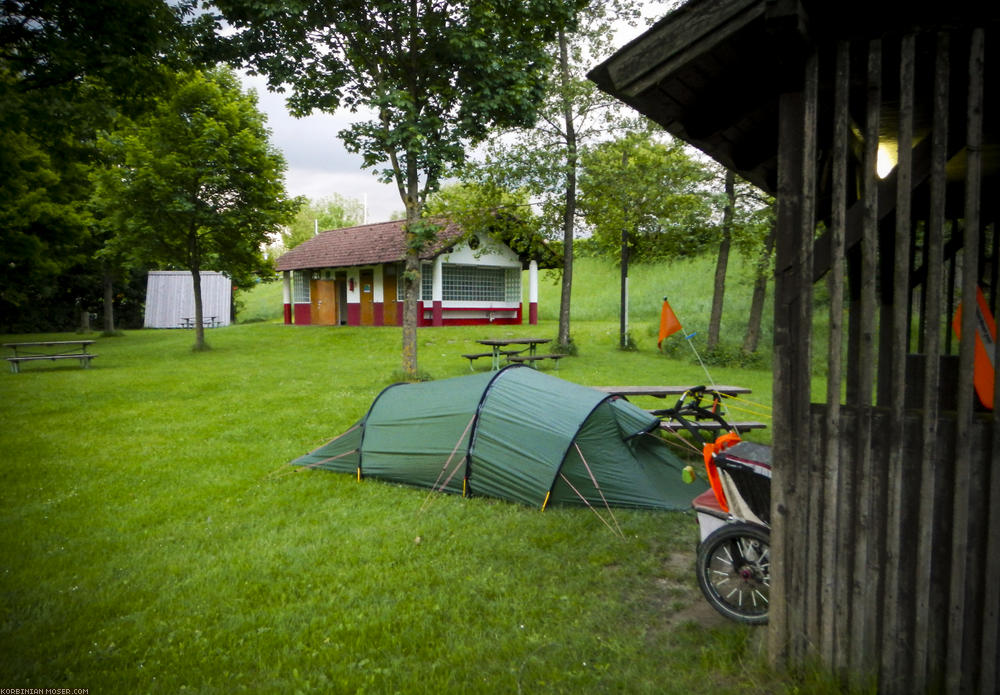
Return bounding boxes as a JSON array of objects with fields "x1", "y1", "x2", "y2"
[
  {"x1": 947, "y1": 27, "x2": 983, "y2": 695},
  {"x1": 881, "y1": 32, "x2": 916, "y2": 693},
  {"x1": 913, "y1": 32, "x2": 950, "y2": 692},
  {"x1": 848, "y1": 39, "x2": 881, "y2": 680},
  {"x1": 822, "y1": 38, "x2": 849, "y2": 670},
  {"x1": 770, "y1": 45, "x2": 816, "y2": 668}
]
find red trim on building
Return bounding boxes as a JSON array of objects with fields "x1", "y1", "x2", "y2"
[
  {"x1": 293, "y1": 303, "x2": 311, "y2": 325},
  {"x1": 284, "y1": 303, "x2": 292, "y2": 324},
  {"x1": 347, "y1": 304, "x2": 361, "y2": 326},
  {"x1": 529, "y1": 302, "x2": 537, "y2": 325},
  {"x1": 432, "y1": 300, "x2": 443, "y2": 326},
  {"x1": 373, "y1": 302, "x2": 384, "y2": 326}
]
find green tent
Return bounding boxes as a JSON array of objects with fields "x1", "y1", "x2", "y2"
[{"x1": 291, "y1": 366, "x2": 703, "y2": 510}]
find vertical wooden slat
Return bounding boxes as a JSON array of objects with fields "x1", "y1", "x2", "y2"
[
  {"x1": 913, "y1": 31, "x2": 950, "y2": 693},
  {"x1": 799, "y1": 47, "x2": 820, "y2": 663},
  {"x1": 821, "y1": 38, "x2": 850, "y2": 670},
  {"x1": 769, "y1": 48, "x2": 815, "y2": 667},
  {"x1": 848, "y1": 37, "x2": 880, "y2": 680},
  {"x1": 946, "y1": 26, "x2": 983, "y2": 695},
  {"x1": 881, "y1": 31, "x2": 916, "y2": 693}
]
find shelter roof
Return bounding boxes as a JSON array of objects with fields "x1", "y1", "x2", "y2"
[
  {"x1": 588, "y1": 0, "x2": 1000, "y2": 197},
  {"x1": 275, "y1": 219, "x2": 465, "y2": 272}
]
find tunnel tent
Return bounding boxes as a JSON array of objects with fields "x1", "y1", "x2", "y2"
[{"x1": 291, "y1": 365, "x2": 703, "y2": 510}]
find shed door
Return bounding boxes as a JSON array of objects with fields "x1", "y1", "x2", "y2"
[
  {"x1": 312, "y1": 279, "x2": 337, "y2": 325},
  {"x1": 383, "y1": 265, "x2": 398, "y2": 326},
  {"x1": 360, "y1": 270, "x2": 374, "y2": 326}
]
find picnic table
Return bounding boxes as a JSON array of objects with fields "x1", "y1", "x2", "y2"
[
  {"x1": 4, "y1": 340, "x2": 97, "y2": 373},
  {"x1": 464, "y1": 338, "x2": 560, "y2": 370},
  {"x1": 594, "y1": 385, "x2": 766, "y2": 435},
  {"x1": 180, "y1": 316, "x2": 217, "y2": 329},
  {"x1": 592, "y1": 385, "x2": 751, "y2": 398}
]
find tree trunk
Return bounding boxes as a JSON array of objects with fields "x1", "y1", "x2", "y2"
[
  {"x1": 191, "y1": 266, "x2": 206, "y2": 351},
  {"x1": 743, "y1": 226, "x2": 775, "y2": 354},
  {"x1": 102, "y1": 265, "x2": 115, "y2": 334},
  {"x1": 707, "y1": 169, "x2": 735, "y2": 350},
  {"x1": 401, "y1": 153, "x2": 421, "y2": 379},
  {"x1": 557, "y1": 29, "x2": 575, "y2": 349}
]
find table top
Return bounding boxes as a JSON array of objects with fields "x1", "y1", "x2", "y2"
[
  {"x1": 592, "y1": 385, "x2": 751, "y2": 397},
  {"x1": 477, "y1": 338, "x2": 551, "y2": 347},
  {"x1": 4, "y1": 340, "x2": 95, "y2": 348}
]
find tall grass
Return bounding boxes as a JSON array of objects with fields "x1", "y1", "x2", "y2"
[{"x1": 0, "y1": 319, "x2": 856, "y2": 693}]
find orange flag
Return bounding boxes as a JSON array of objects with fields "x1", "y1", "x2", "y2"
[
  {"x1": 658, "y1": 298, "x2": 682, "y2": 349},
  {"x1": 952, "y1": 285, "x2": 996, "y2": 410}
]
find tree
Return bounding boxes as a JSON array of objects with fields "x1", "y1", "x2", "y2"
[
  {"x1": 0, "y1": 0, "x2": 210, "y2": 331},
  {"x1": 704, "y1": 174, "x2": 773, "y2": 352},
  {"x1": 94, "y1": 67, "x2": 299, "y2": 350},
  {"x1": 210, "y1": 0, "x2": 585, "y2": 378},
  {"x1": 578, "y1": 130, "x2": 714, "y2": 348},
  {"x1": 283, "y1": 194, "x2": 365, "y2": 250},
  {"x1": 472, "y1": 0, "x2": 656, "y2": 351}
]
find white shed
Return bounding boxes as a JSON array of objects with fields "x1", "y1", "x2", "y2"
[{"x1": 144, "y1": 271, "x2": 232, "y2": 328}]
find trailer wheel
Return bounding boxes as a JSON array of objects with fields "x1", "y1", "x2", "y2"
[{"x1": 696, "y1": 522, "x2": 770, "y2": 624}]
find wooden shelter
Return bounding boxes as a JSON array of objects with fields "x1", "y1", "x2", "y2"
[{"x1": 591, "y1": 1, "x2": 998, "y2": 692}]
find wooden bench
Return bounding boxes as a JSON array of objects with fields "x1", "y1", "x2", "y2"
[
  {"x1": 461, "y1": 349, "x2": 525, "y2": 370},
  {"x1": 4, "y1": 340, "x2": 97, "y2": 374},
  {"x1": 508, "y1": 353, "x2": 567, "y2": 369},
  {"x1": 6, "y1": 353, "x2": 97, "y2": 373}
]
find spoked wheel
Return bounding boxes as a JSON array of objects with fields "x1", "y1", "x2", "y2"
[{"x1": 696, "y1": 522, "x2": 770, "y2": 624}]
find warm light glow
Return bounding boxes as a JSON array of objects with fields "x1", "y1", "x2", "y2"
[{"x1": 877, "y1": 142, "x2": 897, "y2": 178}]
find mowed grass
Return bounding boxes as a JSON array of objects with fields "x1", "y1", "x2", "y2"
[{"x1": 1, "y1": 306, "x2": 838, "y2": 691}]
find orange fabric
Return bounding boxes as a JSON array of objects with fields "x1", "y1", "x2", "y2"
[
  {"x1": 702, "y1": 432, "x2": 741, "y2": 513},
  {"x1": 658, "y1": 300, "x2": 682, "y2": 349},
  {"x1": 952, "y1": 286, "x2": 996, "y2": 410}
]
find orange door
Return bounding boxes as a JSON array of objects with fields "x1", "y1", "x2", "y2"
[
  {"x1": 383, "y1": 266, "x2": 398, "y2": 325},
  {"x1": 312, "y1": 279, "x2": 337, "y2": 325},
  {"x1": 360, "y1": 270, "x2": 374, "y2": 326}
]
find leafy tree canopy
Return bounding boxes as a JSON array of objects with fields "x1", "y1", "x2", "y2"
[
  {"x1": 207, "y1": 0, "x2": 586, "y2": 376},
  {"x1": 208, "y1": 0, "x2": 585, "y2": 220},
  {"x1": 578, "y1": 130, "x2": 717, "y2": 262},
  {"x1": 425, "y1": 182, "x2": 558, "y2": 268},
  {"x1": 93, "y1": 67, "x2": 300, "y2": 347},
  {"x1": 283, "y1": 194, "x2": 365, "y2": 251}
]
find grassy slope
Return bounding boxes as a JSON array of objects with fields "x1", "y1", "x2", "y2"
[{"x1": 0, "y1": 256, "x2": 846, "y2": 694}]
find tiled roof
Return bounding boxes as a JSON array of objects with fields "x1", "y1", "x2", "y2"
[{"x1": 275, "y1": 219, "x2": 465, "y2": 271}]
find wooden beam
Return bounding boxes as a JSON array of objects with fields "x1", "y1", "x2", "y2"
[{"x1": 947, "y1": 26, "x2": 984, "y2": 695}]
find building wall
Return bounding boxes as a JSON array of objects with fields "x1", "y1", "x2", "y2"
[
  {"x1": 284, "y1": 235, "x2": 533, "y2": 327},
  {"x1": 144, "y1": 271, "x2": 232, "y2": 328}
]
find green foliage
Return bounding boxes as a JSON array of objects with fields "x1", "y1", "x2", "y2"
[
  {"x1": 0, "y1": 0, "x2": 211, "y2": 331},
  {"x1": 579, "y1": 130, "x2": 717, "y2": 262},
  {"x1": 94, "y1": 67, "x2": 299, "y2": 287},
  {"x1": 425, "y1": 182, "x2": 558, "y2": 267},
  {"x1": 282, "y1": 193, "x2": 364, "y2": 250},
  {"x1": 213, "y1": 0, "x2": 585, "y2": 216}
]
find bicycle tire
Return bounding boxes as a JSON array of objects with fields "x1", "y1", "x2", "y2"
[{"x1": 696, "y1": 522, "x2": 770, "y2": 624}]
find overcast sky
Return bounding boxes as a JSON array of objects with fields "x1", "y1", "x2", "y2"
[{"x1": 242, "y1": 73, "x2": 405, "y2": 224}]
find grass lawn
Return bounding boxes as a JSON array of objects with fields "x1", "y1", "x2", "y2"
[{"x1": 1, "y1": 309, "x2": 844, "y2": 692}]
